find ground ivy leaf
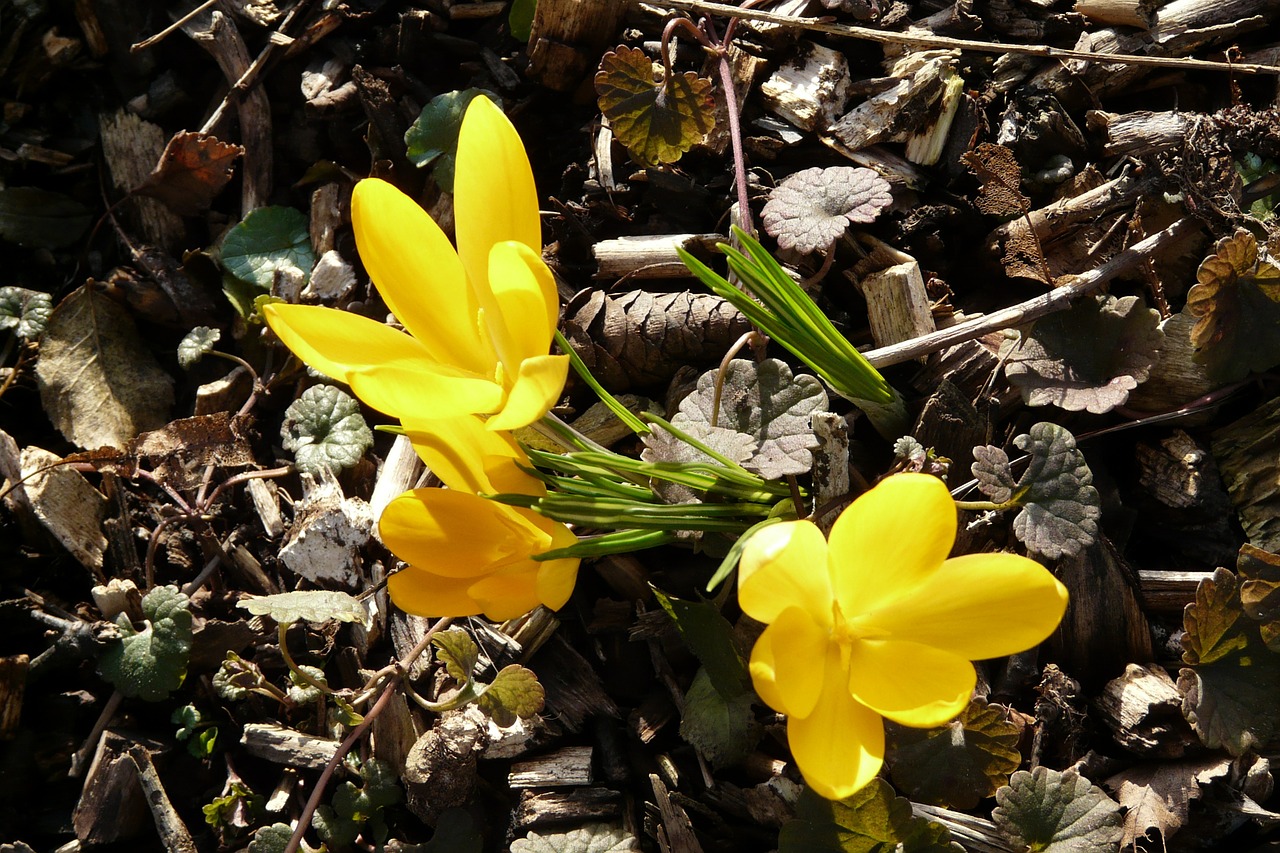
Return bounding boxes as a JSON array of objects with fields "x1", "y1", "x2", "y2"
[
  {"x1": 404, "y1": 88, "x2": 499, "y2": 192},
  {"x1": 672, "y1": 358, "x2": 829, "y2": 479},
  {"x1": 886, "y1": 698, "x2": 1024, "y2": 809},
  {"x1": 220, "y1": 206, "x2": 315, "y2": 289},
  {"x1": 971, "y1": 444, "x2": 1016, "y2": 505},
  {"x1": 510, "y1": 823, "x2": 639, "y2": 853},
  {"x1": 761, "y1": 166, "x2": 893, "y2": 254},
  {"x1": 0, "y1": 286, "x2": 53, "y2": 341},
  {"x1": 1238, "y1": 543, "x2": 1280, "y2": 651},
  {"x1": 177, "y1": 325, "x2": 221, "y2": 369},
  {"x1": 594, "y1": 45, "x2": 714, "y2": 167},
  {"x1": 992, "y1": 767, "x2": 1123, "y2": 853},
  {"x1": 475, "y1": 664, "x2": 545, "y2": 727},
  {"x1": 652, "y1": 587, "x2": 752, "y2": 697},
  {"x1": 286, "y1": 665, "x2": 327, "y2": 706},
  {"x1": 1186, "y1": 228, "x2": 1280, "y2": 382},
  {"x1": 678, "y1": 666, "x2": 759, "y2": 768},
  {"x1": 1003, "y1": 294, "x2": 1163, "y2": 414},
  {"x1": 238, "y1": 589, "x2": 368, "y2": 625},
  {"x1": 779, "y1": 780, "x2": 963, "y2": 853},
  {"x1": 640, "y1": 421, "x2": 757, "y2": 504},
  {"x1": 99, "y1": 585, "x2": 193, "y2": 701},
  {"x1": 0, "y1": 186, "x2": 93, "y2": 249},
  {"x1": 281, "y1": 384, "x2": 374, "y2": 475},
  {"x1": 1181, "y1": 567, "x2": 1248, "y2": 666},
  {"x1": 249, "y1": 823, "x2": 317, "y2": 853},
  {"x1": 433, "y1": 628, "x2": 481, "y2": 683},
  {"x1": 1010, "y1": 422, "x2": 1101, "y2": 559}
]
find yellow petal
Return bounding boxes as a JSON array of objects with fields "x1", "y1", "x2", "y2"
[
  {"x1": 747, "y1": 620, "x2": 789, "y2": 715},
  {"x1": 485, "y1": 354, "x2": 570, "y2": 431},
  {"x1": 535, "y1": 555, "x2": 580, "y2": 611},
  {"x1": 454, "y1": 97, "x2": 541, "y2": 309},
  {"x1": 264, "y1": 303, "x2": 504, "y2": 419},
  {"x1": 466, "y1": 569, "x2": 542, "y2": 621},
  {"x1": 846, "y1": 638, "x2": 974, "y2": 727},
  {"x1": 752, "y1": 607, "x2": 829, "y2": 719},
  {"x1": 388, "y1": 566, "x2": 484, "y2": 618},
  {"x1": 402, "y1": 414, "x2": 544, "y2": 496},
  {"x1": 738, "y1": 521, "x2": 833, "y2": 628},
  {"x1": 350, "y1": 178, "x2": 495, "y2": 375},
  {"x1": 828, "y1": 473, "x2": 956, "y2": 617},
  {"x1": 868, "y1": 552, "x2": 1069, "y2": 661},
  {"x1": 379, "y1": 489, "x2": 536, "y2": 578},
  {"x1": 486, "y1": 241, "x2": 558, "y2": 368},
  {"x1": 786, "y1": 645, "x2": 885, "y2": 800}
]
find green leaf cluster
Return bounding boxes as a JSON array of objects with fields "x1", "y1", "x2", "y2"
[
  {"x1": 99, "y1": 585, "x2": 193, "y2": 701},
  {"x1": 313, "y1": 759, "x2": 403, "y2": 851},
  {"x1": 0, "y1": 285, "x2": 53, "y2": 341},
  {"x1": 172, "y1": 703, "x2": 220, "y2": 758},
  {"x1": 429, "y1": 628, "x2": 545, "y2": 725},
  {"x1": 203, "y1": 780, "x2": 262, "y2": 829},
  {"x1": 1178, "y1": 548, "x2": 1280, "y2": 754}
]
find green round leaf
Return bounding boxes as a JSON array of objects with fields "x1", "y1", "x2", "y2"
[
  {"x1": 405, "y1": 88, "x2": 500, "y2": 192},
  {"x1": 0, "y1": 286, "x2": 53, "y2": 340},
  {"x1": 177, "y1": 325, "x2": 221, "y2": 369},
  {"x1": 280, "y1": 384, "x2": 374, "y2": 475},
  {"x1": 237, "y1": 589, "x2": 369, "y2": 625},
  {"x1": 992, "y1": 767, "x2": 1123, "y2": 853},
  {"x1": 220, "y1": 206, "x2": 315, "y2": 289}
]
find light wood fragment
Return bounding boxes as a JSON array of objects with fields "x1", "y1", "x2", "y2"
[
  {"x1": 759, "y1": 41, "x2": 852, "y2": 131},
  {"x1": 509, "y1": 745, "x2": 594, "y2": 787},
  {"x1": 1088, "y1": 109, "x2": 1194, "y2": 157},
  {"x1": 1075, "y1": 0, "x2": 1157, "y2": 29},
  {"x1": 1095, "y1": 663, "x2": 1197, "y2": 756},
  {"x1": 245, "y1": 476, "x2": 284, "y2": 538},
  {"x1": 1138, "y1": 570, "x2": 1212, "y2": 612},
  {"x1": 593, "y1": 233, "x2": 723, "y2": 281},
  {"x1": 240, "y1": 722, "x2": 340, "y2": 769},
  {"x1": 852, "y1": 236, "x2": 937, "y2": 350}
]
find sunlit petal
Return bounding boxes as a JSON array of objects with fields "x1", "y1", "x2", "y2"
[
  {"x1": 350, "y1": 178, "x2": 494, "y2": 375},
  {"x1": 402, "y1": 414, "x2": 544, "y2": 496},
  {"x1": 346, "y1": 364, "x2": 503, "y2": 422},
  {"x1": 738, "y1": 521, "x2": 833, "y2": 628},
  {"x1": 486, "y1": 241, "x2": 558, "y2": 368},
  {"x1": 847, "y1": 638, "x2": 974, "y2": 727},
  {"x1": 755, "y1": 607, "x2": 828, "y2": 720},
  {"x1": 486, "y1": 354, "x2": 570, "y2": 431},
  {"x1": 868, "y1": 552, "x2": 1069, "y2": 661},
  {"x1": 379, "y1": 489, "x2": 535, "y2": 578},
  {"x1": 535, "y1": 556, "x2": 580, "y2": 611},
  {"x1": 828, "y1": 473, "x2": 957, "y2": 616},
  {"x1": 786, "y1": 645, "x2": 885, "y2": 800},
  {"x1": 747, "y1": 622, "x2": 789, "y2": 715},
  {"x1": 388, "y1": 566, "x2": 484, "y2": 618},
  {"x1": 467, "y1": 569, "x2": 542, "y2": 621},
  {"x1": 455, "y1": 97, "x2": 541, "y2": 308}
]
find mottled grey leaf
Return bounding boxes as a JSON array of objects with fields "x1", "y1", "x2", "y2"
[
  {"x1": 0, "y1": 286, "x2": 52, "y2": 340},
  {"x1": 762, "y1": 166, "x2": 893, "y2": 254},
  {"x1": 1012, "y1": 423, "x2": 1101, "y2": 559},
  {"x1": 993, "y1": 767, "x2": 1123, "y2": 853},
  {"x1": 177, "y1": 325, "x2": 221, "y2": 369},
  {"x1": 1004, "y1": 294, "x2": 1163, "y2": 414},
  {"x1": 971, "y1": 444, "x2": 1016, "y2": 505},
  {"x1": 640, "y1": 421, "x2": 757, "y2": 504},
  {"x1": 511, "y1": 823, "x2": 638, "y2": 853},
  {"x1": 281, "y1": 384, "x2": 373, "y2": 475},
  {"x1": 237, "y1": 590, "x2": 368, "y2": 625}
]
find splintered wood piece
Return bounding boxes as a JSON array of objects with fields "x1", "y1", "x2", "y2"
[
  {"x1": 278, "y1": 477, "x2": 374, "y2": 586},
  {"x1": 129, "y1": 745, "x2": 197, "y2": 853},
  {"x1": 1088, "y1": 109, "x2": 1194, "y2": 157},
  {"x1": 240, "y1": 723, "x2": 340, "y2": 769},
  {"x1": 1137, "y1": 570, "x2": 1213, "y2": 612},
  {"x1": 97, "y1": 110, "x2": 185, "y2": 251},
  {"x1": 1075, "y1": 0, "x2": 1157, "y2": 29},
  {"x1": 851, "y1": 235, "x2": 937, "y2": 349},
  {"x1": 509, "y1": 745, "x2": 594, "y2": 787},
  {"x1": 650, "y1": 772, "x2": 704, "y2": 853},
  {"x1": 827, "y1": 50, "x2": 956, "y2": 154},
  {"x1": 527, "y1": 635, "x2": 620, "y2": 732},
  {"x1": 1095, "y1": 663, "x2": 1197, "y2": 757},
  {"x1": 514, "y1": 787, "x2": 622, "y2": 829},
  {"x1": 1125, "y1": 310, "x2": 1215, "y2": 416},
  {"x1": 245, "y1": 476, "x2": 284, "y2": 539},
  {"x1": 759, "y1": 41, "x2": 852, "y2": 132},
  {"x1": 527, "y1": 0, "x2": 626, "y2": 92},
  {"x1": 593, "y1": 233, "x2": 724, "y2": 281},
  {"x1": 910, "y1": 379, "x2": 987, "y2": 486},
  {"x1": 73, "y1": 730, "x2": 160, "y2": 844}
]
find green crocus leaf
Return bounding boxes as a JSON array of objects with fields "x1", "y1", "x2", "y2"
[
  {"x1": 0, "y1": 285, "x2": 53, "y2": 340},
  {"x1": 405, "y1": 88, "x2": 499, "y2": 192},
  {"x1": 475, "y1": 664, "x2": 545, "y2": 727},
  {"x1": 177, "y1": 325, "x2": 221, "y2": 369},
  {"x1": 433, "y1": 627, "x2": 481, "y2": 683},
  {"x1": 779, "y1": 780, "x2": 963, "y2": 853},
  {"x1": 280, "y1": 384, "x2": 373, "y2": 475},
  {"x1": 887, "y1": 698, "x2": 1023, "y2": 809},
  {"x1": 237, "y1": 589, "x2": 368, "y2": 626},
  {"x1": 992, "y1": 767, "x2": 1123, "y2": 853},
  {"x1": 678, "y1": 666, "x2": 759, "y2": 768},
  {"x1": 99, "y1": 585, "x2": 193, "y2": 701},
  {"x1": 652, "y1": 587, "x2": 751, "y2": 697},
  {"x1": 220, "y1": 206, "x2": 314, "y2": 289},
  {"x1": 509, "y1": 0, "x2": 536, "y2": 41},
  {"x1": 972, "y1": 422, "x2": 1100, "y2": 559},
  {"x1": 511, "y1": 823, "x2": 639, "y2": 853}
]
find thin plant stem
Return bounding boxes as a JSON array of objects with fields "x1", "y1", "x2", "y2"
[
  {"x1": 277, "y1": 621, "x2": 333, "y2": 696},
  {"x1": 710, "y1": 330, "x2": 764, "y2": 428}
]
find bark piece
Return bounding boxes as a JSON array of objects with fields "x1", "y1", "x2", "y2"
[
  {"x1": 97, "y1": 110, "x2": 184, "y2": 251},
  {"x1": 563, "y1": 289, "x2": 751, "y2": 391},
  {"x1": 278, "y1": 475, "x2": 374, "y2": 587},
  {"x1": 650, "y1": 772, "x2": 704, "y2": 853},
  {"x1": 593, "y1": 234, "x2": 724, "y2": 281},
  {"x1": 759, "y1": 41, "x2": 852, "y2": 132},
  {"x1": 528, "y1": 635, "x2": 619, "y2": 732},
  {"x1": 810, "y1": 412, "x2": 850, "y2": 535},
  {"x1": 240, "y1": 723, "x2": 340, "y2": 769},
  {"x1": 1089, "y1": 109, "x2": 1194, "y2": 158},
  {"x1": 1096, "y1": 664, "x2": 1197, "y2": 757},
  {"x1": 699, "y1": 44, "x2": 768, "y2": 156},
  {"x1": 827, "y1": 50, "x2": 956, "y2": 154},
  {"x1": 851, "y1": 235, "x2": 937, "y2": 349},
  {"x1": 911, "y1": 380, "x2": 987, "y2": 487},
  {"x1": 514, "y1": 787, "x2": 622, "y2": 829},
  {"x1": 403, "y1": 706, "x2": 488, "y2": 824},
  {"x1": 1138, "y1": 570, "x2": 1213, "y2": 613},
  {"x1": 73, "y1": 730, "x2": 162, "y2": 844},
  {"x1": 527, "y1": 0, "x2": 626, "y2": 92},
  {"x1": 510, "y1": 745, "x2": 594, "y2": 787},
  {"x1": 1211, "y1": 396, "x2": 1280, "y2": 553}
]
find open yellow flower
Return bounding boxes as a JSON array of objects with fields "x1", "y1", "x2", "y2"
[
  {"x1": 263, "y1": 95, "x2": 568, "y2": 431},
  {"x1": 379, "y1": 415, "x2": 579, "y2": 621},
  {"x1": 740, "y1": 473, "x2": 1068, "y2": 800}
]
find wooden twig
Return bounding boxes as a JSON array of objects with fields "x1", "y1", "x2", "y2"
[
  {"x1": 861, "y1": 217, "x2": 1198, "y2": 368},
  {"x1": 643, "y1": 0, "x2": 1280, "y2": 76}
]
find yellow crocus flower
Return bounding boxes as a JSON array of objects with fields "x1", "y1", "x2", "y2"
[
  {"x1": 739, "y1": 473, "x2": 1068, "y2": 800},
  {"x1": 380, "y1": 415, "x2": 579, "y2": 621},
  {"x1": 263, "y1": 95, "x2": 568, "y2": 431}
]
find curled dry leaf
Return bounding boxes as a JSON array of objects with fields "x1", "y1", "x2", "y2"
[
  {"x1": 963, "y1": 142, "x2": 1029, "y2": 219},
  {"x1": 761, "y1": 166, "x2": 893, "y2": 254},
  {"x1": 1185, "y1": 227, "x2": 1280, "y2": 382},
  {"x1": 134, "y1": 131, "x2": 242, "y2": 217},
  {"x1": 1003, "y1": 294, "x2": 1163, "y2": 414},
  {"x1": 594, "y1": 45, "x2": 714, "y2": 167}
]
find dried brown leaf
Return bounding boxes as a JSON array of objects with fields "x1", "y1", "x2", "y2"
[
  {"x1": 135, "y1": 131, "x2": 242, "y2": 216},
  {"x1": 1104, "y1": 759, "x2": 1222, "y2": 849},
  {"x1": 1185, "y1": 228, "x2": 1280, "y2": 382},
  {"x1": 963, "y1": 143, "x2": 1029, "y2": 218},
  {"x1": 595, "y1": 45, "x2": 714, "y2": 167}
]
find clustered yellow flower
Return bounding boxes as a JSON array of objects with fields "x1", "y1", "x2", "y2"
[
  {"x1": 263, "y1": 95, "x2": 577, "y2": 620},
  {"x1": 739, "y1": 473, "x2": 1068, "y2": 800}
]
